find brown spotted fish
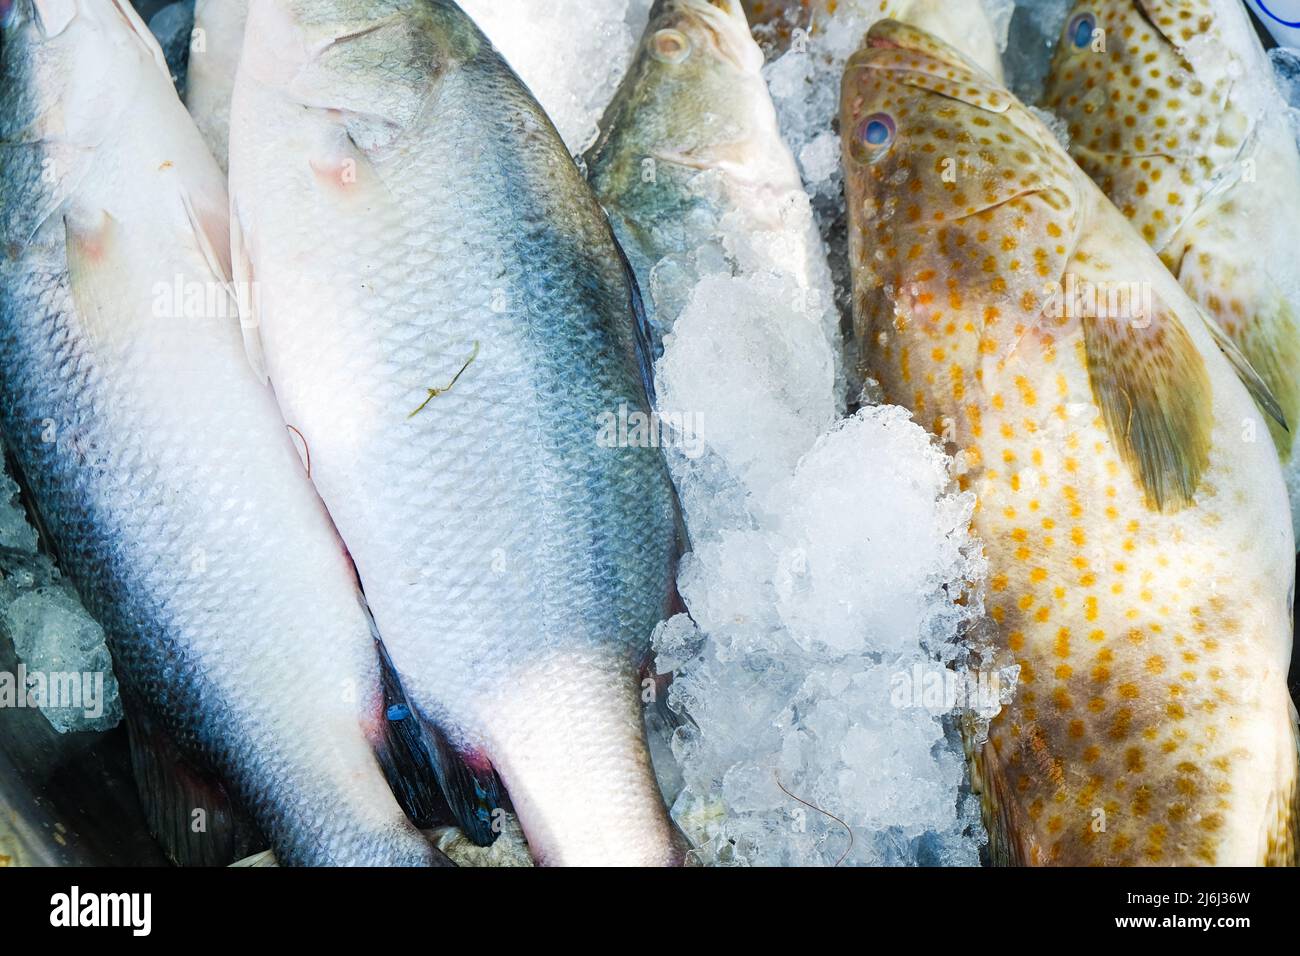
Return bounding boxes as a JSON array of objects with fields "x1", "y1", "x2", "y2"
[
  {"x1": 1045, "y1": 0, "x2": 1300, "y2": 537},
  {"x1": 843, "y1": 19, "x2": 1298, "y2": 865}
]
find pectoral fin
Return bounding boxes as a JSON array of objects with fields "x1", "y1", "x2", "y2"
[
  {"x1": 180, "y1": 189, "x2": 233, "y2": 286},
  {"x1": 1197, "y1": 303, "x2": 1291, "y2": 435},
  {"x1": 228, "y1": 203, "x2": 267, "y2": 383},
  {"x1": 64, "y1": 212, "x2": 126, "y2": 346},
  {"x1": 1081, "y1": 297, "x2": 1212, "y2": 513},
  {"x1": 1170, "y1": 242, "x2": 1300, "y2": 453},
  {"x1": 123, "y1": 696, "x2": 263, "y2": 867}
]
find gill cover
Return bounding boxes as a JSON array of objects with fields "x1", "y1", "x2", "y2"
[{"x1": 842, "y1": 20, "x2": 1081, "y2": 351}]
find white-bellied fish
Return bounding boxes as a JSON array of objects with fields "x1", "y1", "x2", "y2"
[
  {"x1": 229, "y1": 0, "x2": 684, "y2": 866},
  {"x1": 0, "y1": 0, "x2": 444, "y2": 866},
  {"x1": 185, "y1": 0, "x2": 249, "y2": 172},
  {"x1": 587, "y1": 0, "x2": 836, "y2": 352}
]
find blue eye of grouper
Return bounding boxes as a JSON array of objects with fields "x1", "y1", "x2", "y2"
[
  {"x1": 859, "y1": 113, "x2": 896, "y2": 149},
  {"x1": 1068, "y1": 12, "x2": 1096, "y2": 48}
]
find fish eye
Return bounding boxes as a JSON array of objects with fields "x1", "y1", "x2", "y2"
[
  {"x1": 1067, "y1": 12, "x2": 1096, "y2": 49},
  {"x1": 848, "y1": 112, "x2": 896, "y2": 164},
  {"x1": 652, "y1": 28, "x2": 692, "y2": 64},
  {"x1": 857, "y1": 113, "x2": 889, "y2": 148}
]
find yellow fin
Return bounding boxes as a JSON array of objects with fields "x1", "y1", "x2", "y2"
[
  {"x1": 1081, "y1": 296, "x2": 1212, "y2": 513},
  {"x1": 1197, "y1": 302, "x2": 1292, "y2": 437},
  {"x1": 1263, "y1": 711, "x2": 1298, "y2": 866}
]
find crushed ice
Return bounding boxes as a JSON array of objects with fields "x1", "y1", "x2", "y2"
[
  {"x1": 0, "y1": 467, "x2": 120, "y2": 733},
  {"x1": 13, "y1": 0, "x2": 1294, "y2": 863}
]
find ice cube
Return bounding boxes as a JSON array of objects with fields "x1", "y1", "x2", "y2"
[{"x1": 0, "y1": 465, "x2": 121, "y2": 734}]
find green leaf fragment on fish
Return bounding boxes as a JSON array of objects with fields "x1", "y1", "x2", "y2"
[{"x1": 409, "y1": 341, "x2": 480, "y2": 418}]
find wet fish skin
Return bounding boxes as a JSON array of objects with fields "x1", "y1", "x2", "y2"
[
  {"x1": 1044, "y1": 0, "x2": 1300, "y2": 539},
  {"x1": 843, "y1": 20, "x2": 1297, "y2": 865},
  {"x1": 186, "y1": 0, "x2": 249, "y2": 172},
  {"x1": 0, "y1": 0, "x2": 440, "y2": 867},
  {"x1": 230, "y1": 0, "x2": 682, "y2": 865},
  {"x1": 586, "y1": 0, "x2": 831, "y2": 345}
]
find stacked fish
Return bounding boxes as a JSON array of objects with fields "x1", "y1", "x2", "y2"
[{"x1": 0, "y1": 0, "x2": 1294, "y2": 867}]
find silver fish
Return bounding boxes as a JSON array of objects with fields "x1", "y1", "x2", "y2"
[
  {"x1": 0, "y1": 0, "x2": 442, "y2": 866},
  {"x1": 586, "y1": 0, "x2": 834, "y2": 352},
  {"x1": 229, "y1": 0, "x2": 683, "y2": 865},
  {"x1": 185, "y1": 0, "x2": 249, "y2": 173}
]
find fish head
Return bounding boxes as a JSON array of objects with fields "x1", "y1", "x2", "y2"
[
  {"x1": 644, "y1": 0, "x2": 763, "y2": 75},
  {"x1": 0, "y1": 0, "x2": 164, "y2": 146},
  {"x1": 0, "y1": 0, "x2": 169, "y2": 249},
  {"x1": 239, "y1": 0, "x2": 465, "y2": 152},
  {"x1": 887, "y1": 0, "x2": 1007, "y2": 82},
  {"x1": 842, "y1": 18, "x2": 1084, "y2": 402},
  {"x1": 1043, "y1": 0, "x2": 1247, "y2": 249},
  {"x1": 588, "y1": 0, "x2": 771, "y2": 182}
]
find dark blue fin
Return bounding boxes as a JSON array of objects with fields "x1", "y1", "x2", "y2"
[
  {"x1": 609, "y1": 219, "x2": 660, "y2": 409},
  {"x1": 374, "y1": 638, "x2": 504, "y2": 847},
  {"x1": 374, "y1": 640, "x2": 454, "y2": 829},
  {"x1": 420, "y1": 715, "x2": 505, "y2": 848}
]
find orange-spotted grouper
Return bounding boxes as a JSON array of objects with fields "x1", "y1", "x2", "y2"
[
  {"x1": 1044, "y1": 0, "x2": 1300, "y2": 540},
  {"x1": 842, "y1": 19, "x2": 1298, "y2": 865}
]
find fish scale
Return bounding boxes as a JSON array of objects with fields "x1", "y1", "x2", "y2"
[
  {"x1": 586, "y1": 0, "x2": 835, "y2": 354},
  {"x1": 0, "y1": 0, "x2": 440, "y2": 866},
  {"x1": 844, "y1": 19, "x2": 1297, "y2": 865},
  {"x1": 1045, "y1": 0, "x2": 1300, "y2": 538},
  {"x1": 185, "y1": 0, "x2": 250, "y2": 172},
  {"x1": 230, "y1": 0, "x2": 681, "y2": 865}
]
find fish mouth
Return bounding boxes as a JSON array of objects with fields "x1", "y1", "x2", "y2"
[{"x1": 855, "y1": 18, "x2": 979, "y2": 73}]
